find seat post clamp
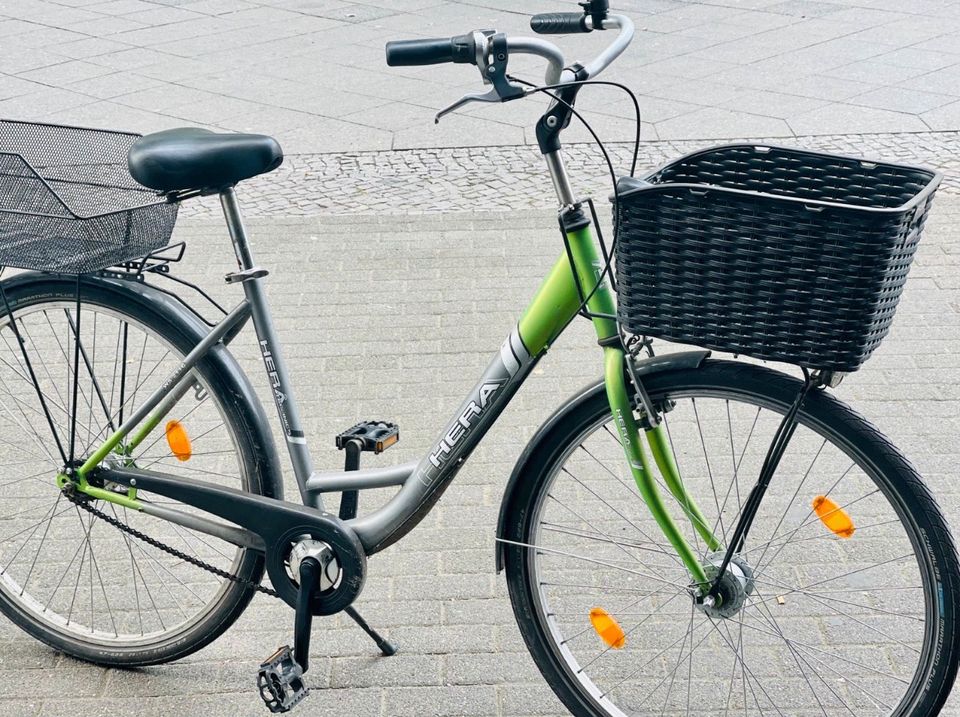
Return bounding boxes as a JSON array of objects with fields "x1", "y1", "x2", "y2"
[{"x1": 225, "y1": 267, "x2": 269, "y2": 284}]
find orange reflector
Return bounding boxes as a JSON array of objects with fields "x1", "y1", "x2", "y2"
[
  {"x1": 812, "y1": 495, "x2": 855, "y2": 538},
  {"x1": 589, "y1": 607, "x2": 626, "y2": 649},
  {"x1": 165, "y1": 420, "x2": 192, "y2": 462}
]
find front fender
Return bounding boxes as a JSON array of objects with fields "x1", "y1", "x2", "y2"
[{"x1": 494, "y1": 349, "x2": 709, "y2": 572}]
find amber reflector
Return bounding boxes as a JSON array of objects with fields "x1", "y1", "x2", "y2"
[
  {"x1": 812, "y1": 495, "x2": 855, "y2": 538},
  {"x1": 165, "y1": 420, "x2": 192, "y2": 462},
  {"x1": 589, "y1": 608, "x2": 626, "y2": 649}
]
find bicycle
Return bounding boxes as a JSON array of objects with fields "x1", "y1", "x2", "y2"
[{"x1": 0, "y1": 1, "x2": 957, "y2": 715}]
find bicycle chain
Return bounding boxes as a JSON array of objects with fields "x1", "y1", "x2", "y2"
[{"x1": 62, "y1": 486, "x2": 281, "y2": 599}]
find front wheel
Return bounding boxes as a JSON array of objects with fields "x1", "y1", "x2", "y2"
[{"x1": 503, "y1": 360, "x2": 959, "y2": 717}]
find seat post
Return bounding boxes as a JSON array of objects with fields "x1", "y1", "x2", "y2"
[
  {"x1": 218, "y1": 186, "x2": 320, "y2": 506},
  {"x1": 220, "y1": 186, "x2": 256, "y2": 270}
]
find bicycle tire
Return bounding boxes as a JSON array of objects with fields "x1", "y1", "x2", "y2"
[
  {"x1": 502, "y1": 359, "x2": 960, "y2": 717},
  {"x1": 0, "y1": 273, "x2": 282, "y2": 667}
]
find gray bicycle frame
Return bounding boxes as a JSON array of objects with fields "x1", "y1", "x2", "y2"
[
  {"x1": 198, "y1": 188, "x2": 540, "y2": 555},
  {"x1": 92, "y1": 17, "x2": 637, "y2": 557}
]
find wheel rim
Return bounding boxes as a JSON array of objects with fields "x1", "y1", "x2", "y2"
[
  {"x1": 0, "y1": 298, "x2": 250, "y2": 648},
  {"x1": 524, "y1": 381, "x2": 935, "y2": 717}
]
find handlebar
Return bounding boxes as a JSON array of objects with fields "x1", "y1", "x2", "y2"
[
  {"x1": 530, "y1": 12, "x2": 590, "y2": 34},
  {"x1": 385, "y1": 34, "x2": 476, "y2": 66},
  {"x1": 383, "y1": 9, "x2": 635, "y2": 119}
]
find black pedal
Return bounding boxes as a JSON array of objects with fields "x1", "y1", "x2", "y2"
[
  {"x1": 336, "y1": 421, "x2": 399, "y2": 454},
  {"x1": 257, "y1": 646, "x2": 308, "y2": 713}
]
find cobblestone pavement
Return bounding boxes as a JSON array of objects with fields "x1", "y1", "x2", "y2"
[
  {"x1": 0, "y1": 194, "x2": 958, "y2": 716},
  {"x1": 0, "y1": 0, "x2": 959, "y2": 151},
  {"x1": 183, "y1": 129, "x2": 960, "y2": 217}
]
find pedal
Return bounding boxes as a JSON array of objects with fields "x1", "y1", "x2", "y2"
[
  {"x1": 257, "y1": 645, "x2": 308, "y2": 713},
  {"x1": 335, "y1": 421, "x2": 399, "y2": 454}
]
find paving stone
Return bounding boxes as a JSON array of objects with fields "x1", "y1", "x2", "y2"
[{"x1": 0, "y1": 3, "x2": 958, "y2": 716}]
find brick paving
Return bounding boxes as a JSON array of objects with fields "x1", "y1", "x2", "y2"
[
  {"x1": 0, "y1": 0, "x2": 958, "y2": 150},
  {"x1": 0, "y1": 197, "x2": 957, "y2": 716},
  {"x1": 0, "y1": 1, "x2": 959, "y2": 716},
  {"x1": 183, "y1": 129, "x2": 960, "y2": 217}
]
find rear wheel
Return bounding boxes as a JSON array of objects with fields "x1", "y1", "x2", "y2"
[
  {"x1": 0, "y1": 276, "x2": 278, "y2": 666},
  {"x1": 503, "y1": 360, "x2": 959, "y2": 717}
]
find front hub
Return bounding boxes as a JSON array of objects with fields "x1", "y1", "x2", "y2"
[{"x1": 695, "y1": 552, "x2": 755, "y2": 619}]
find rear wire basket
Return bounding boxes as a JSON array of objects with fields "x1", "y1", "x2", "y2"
[
  {"x1": 613, "y1": 144, "x2": 941, "y2": 373},
  {"x1": 0, "y1": 120, "x2": 177, "y2": 273}
]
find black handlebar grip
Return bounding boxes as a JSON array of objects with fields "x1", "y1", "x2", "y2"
[
  {"x1": 530, "y1": 12, "x2": 591, "y2": 34},
  {"x1": 385, "y1": 34, "x2": 476, "y2": 66}
]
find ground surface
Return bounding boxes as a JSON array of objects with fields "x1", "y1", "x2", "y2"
[
  {"x1": 0, "y1": 1, "x2": 959, "y2": 716},
  {"x1": 0, "y1": 0, "x2": 959, "y2": 149}
]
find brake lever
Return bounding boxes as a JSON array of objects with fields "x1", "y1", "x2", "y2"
[
  {"x1": 435, "y1": 32, "x2": 525, "y2": 124},
  {"x1": 435, "y1": 88, "x2": 502, "y2": 123}
]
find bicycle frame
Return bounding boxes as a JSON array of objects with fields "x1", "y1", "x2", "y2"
[{"x1": 71, "y1": 149, "x2": 717, "y2": 587}]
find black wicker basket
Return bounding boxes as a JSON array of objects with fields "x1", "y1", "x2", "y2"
[
  {"x1": 0, "y1": 120, "x2": 178, "y2": 273},
  {"x1": 614, "y1": 144, "x2": 941, "y2": 373}
]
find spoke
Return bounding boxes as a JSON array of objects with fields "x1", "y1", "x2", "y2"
[
  {"x1": 83, "y1": 512, "x2": 119, "y2": 637},
  {"x1": 115, "y1": 505, "x2": 167, "y2": 632},
  {"x1": 1, "y1": 320, "x2": 68, "y2": 414},
  {"x1": 600, "y1": 610, "x2": 711, "y2": 700},
  {"x1": 712, "y1": 406, "x2": 761, "y2": 543},
  {"x1": 691, "y1": 398, "x2": 725, "y2": 540},
  {"x1": 0, "y1": 370, "x2": 62, "y2": 465},
  {"x1": 0, "y1": 504, "x2": 74, "y2": 550},
  {"x1": 540, "y1": 521, "x2": 686, "y2": 563},
  {"x1": 499, "y1": 537, "x2": 690, "y2": 592},
  {"x1": 575, "y1": 443, "x2": 687, "y2": 569},
  {"x1": 18, "y1": 493, "x2": 62, "y2": 595},
  {"x1": 752, "y1": 437, "x2": 827, "y2": 570},
  {"x1": 539, "y1": 581, "x2": 684, "y2": 595},
  {"x1": 735, "y1": 606, "x2": 911, "y2": 683},
  {"x1": 752, "y1": 587, "x2": 857, "y2": 716},
  {"x1": 660, "y1": 599, "x2": 695, "y2": 715},
  {"x1": 705, "y1": 616, "x2": 786, "y2": 717},
  {"x1": 122, "y1": 539, "x2": 194, "y2": 618},
  {"x1": 732, "y1": 612, "x2": 897, "y2": 709},
  {"x1": 0, "y1": 295, "x2": 68, "y2": 464},
  {"x1": 747, "y1": 463, "x2": 858, "y2": 568},
  {"x1": 750, "y1": 574, "x2": 924, "y2": 622},
  {"x1": 661, "y1": 412, "x2": 703, "y2": 557},
  {"x1": 66, "y1": 509, "x2": 95, "y2": 626},
  {"x1": 0, "y1": 498, "x2": 61, "y2": 575},
  {"x1": 545, "y1": 483, "x2": 681, "y2": 572}
]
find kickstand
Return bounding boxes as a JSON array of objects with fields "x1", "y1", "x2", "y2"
[{"x1": 345, "y1": 605, "x2": 397, "y2": 656}]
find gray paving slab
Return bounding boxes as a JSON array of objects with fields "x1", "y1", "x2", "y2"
[
  {"x1": 0, "y1": 1, "x2": 958, "y2": 715},
  {"x1": 0, "y1": 195, "x2": 957, "y2": 715},
  {"x1": 0, "y1": 0, "x2": 957, "y2": 149}
]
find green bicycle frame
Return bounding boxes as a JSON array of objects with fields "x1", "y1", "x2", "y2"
[{"x1": 519, "y1": 221, "x2": 716, "y2": 586}]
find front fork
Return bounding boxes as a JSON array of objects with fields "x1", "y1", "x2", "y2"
[{"x1": 518, "y1": 213, "x2": 717, "y2": 588}]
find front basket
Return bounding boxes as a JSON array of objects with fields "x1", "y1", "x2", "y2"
[
  {"x1": 613, "y1": 144, "x2": 941, "y2": 373},
  {"x1": 0, "y1": 120, "x2": 178, "y2": 273}
]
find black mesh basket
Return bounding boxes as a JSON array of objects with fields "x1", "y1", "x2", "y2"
[
  {"x1": 0, "y1": 120, "x2": 177, "y2": 273},
  {"x1": 614, "y1": 144, "x2": 941, "y2": 373}
]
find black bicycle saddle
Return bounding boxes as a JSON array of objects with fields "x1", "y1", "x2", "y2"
[{"x1": 128, "y1": 127, "x2": 283, "y2": 192}]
